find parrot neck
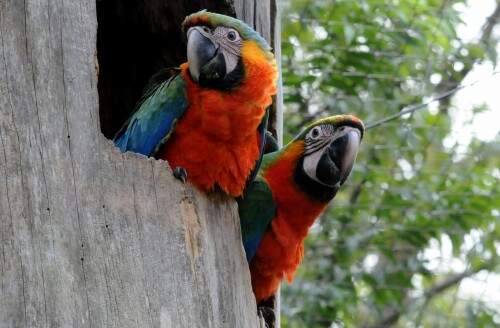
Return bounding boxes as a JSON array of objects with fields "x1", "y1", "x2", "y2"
[{"x1": 263, "y1": 142, "x2": 329, "y2": 240}]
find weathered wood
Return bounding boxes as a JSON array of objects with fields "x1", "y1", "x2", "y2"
[
  {"x1": 0, "y1": 0, "x2": 279, "y2": 327},
  {"x1": 271, "y1": 0, "x2": 284, "y2": 148}
]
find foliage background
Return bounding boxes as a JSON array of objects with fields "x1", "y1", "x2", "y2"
[{"x1": 279, "y1": 0, "x2": 500, "y2": 327}]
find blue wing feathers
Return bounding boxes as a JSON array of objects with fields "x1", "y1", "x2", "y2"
[
  {"x1": 238, "y1": 178, "x2": 276, "y2": 262},
  {"x1": 244, "y1": 237, "x2": 261, "y2": 262},
  {"x1": 114, "y1": 72, "x2": 188, "y2": 156}
]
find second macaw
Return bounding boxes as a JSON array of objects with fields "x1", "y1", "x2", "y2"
[
  {"x1": 114, "y1": 11, "x2": 277, "y2": 197},
  {"x1": 238, "y1": 115, "x2": 364, "y2": 303}
]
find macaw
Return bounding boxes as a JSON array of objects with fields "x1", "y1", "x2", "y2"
[
  {"x1": 114, "y1": 11, "x2": 277, "y2": 197},
  {"x1": 238, "y1": 115, "x2": 364, "y2": 303}
]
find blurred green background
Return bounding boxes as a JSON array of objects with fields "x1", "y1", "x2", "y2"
[{"x1": 279, "y1": 0, "x2": 500, "y2": 327}]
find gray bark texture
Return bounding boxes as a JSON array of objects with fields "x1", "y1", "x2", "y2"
[{"x1": 0, "y1": 0, "x2": 281, "y2": 327}]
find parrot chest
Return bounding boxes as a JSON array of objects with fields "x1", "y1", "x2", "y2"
[
  {"x1": 254, "y1": 200, "x2": 326, "y2": 271},
  {"x1": 159, "y1": 95, "x2": 265, "y2": 197}
]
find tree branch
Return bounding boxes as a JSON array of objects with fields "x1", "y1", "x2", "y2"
[
  {"x1": 480, "y1": 0, "x2": 500, "y2": 45},
  {"x1": 436, "y1": 0, "x2": 500, "y2": 113},
  {"x1": 362, "y1": 260, "x2": 496, "y2": 328},
  {"x1": 423, "y1": 263, "x2": 491, "y2": 299}
]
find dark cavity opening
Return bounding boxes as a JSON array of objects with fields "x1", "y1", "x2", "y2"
[{"x1": 96, "y1": 1, "x2": 235, "y2": 139}]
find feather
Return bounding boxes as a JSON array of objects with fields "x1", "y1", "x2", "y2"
[
  {"x1": 238, "y1": 177, "x2": 277, "y2": 262},
  {"x1": 114, "y1": 71, "x2": 188, "y2": 156}
]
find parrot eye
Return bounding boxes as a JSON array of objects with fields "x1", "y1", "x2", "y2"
[
  {"x1": 311, "y1": 128, "x2": 320, "y2": 138},
  {"x1": 226, "y1": 29, "x2": 240, "y2": 42},
  {"x1": 202, "y1": 26, "x2": 211, "y2": 34}
]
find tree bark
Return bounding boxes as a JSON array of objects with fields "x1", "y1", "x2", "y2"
[{"x1": 0, "y1": 0, "x2": 281, "y2": 327}]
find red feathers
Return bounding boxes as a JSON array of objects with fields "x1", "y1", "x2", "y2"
[
  {"x1": 250, "y1": 142, "x2": 329, "y2": 302},
  {"x1": 159, "y1": 41, "x2": 277, "y2": 197}
]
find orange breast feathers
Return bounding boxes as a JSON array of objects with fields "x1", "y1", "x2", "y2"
[
  {"x1": 250, "y1": 142, "x2": 329, "y2": 302},
  {"x1": 159, "y1": 41, "x2": 277, "y2": 197}
]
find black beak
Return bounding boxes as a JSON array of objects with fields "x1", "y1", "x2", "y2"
[
  {"x1": 317, "y1": 127, "x2": 361, "y2": 187},
  {"x1": 187, "y1": 26, "x2": 226, "y2": 85}
]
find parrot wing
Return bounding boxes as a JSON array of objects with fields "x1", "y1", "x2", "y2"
[
  {"x1": 114, "y1": 69, "x2": 188, "y2": 157},
  {"x1": 238, "y1": 177, "x2": 276, "y2": 262},
  {"x1": 245, "y1": 109, "x2": 271, "y2": 187},
  {"x1": 263, "y1": 130, "x2": 279, "y2": 154}
]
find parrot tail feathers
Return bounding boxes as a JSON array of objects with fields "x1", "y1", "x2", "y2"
[{"x1": 284, "y1": 242, "x2": 305, "y2": 283}]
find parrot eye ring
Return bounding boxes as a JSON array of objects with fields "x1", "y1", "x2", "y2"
[
  {"x1": 311, "y1": 128, "x2": 320, "y2": 138},
  {"x1": 227, "y1": 31, "x2": 236, "y2": 41},
  {"x1": 226, "y1": 29, "x2": 240, "y2": 42}
]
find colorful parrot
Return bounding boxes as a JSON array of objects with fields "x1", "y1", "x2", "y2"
[
  {"x1": 114, "y1": 11, "x2": 277, "y2": 197},
  {"x1": 238, "y1": 115, "x2": 364, "y2": 303}
]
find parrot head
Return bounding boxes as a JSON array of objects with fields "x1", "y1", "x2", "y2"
[
  {"x1": 183, "y1": 10, "x2": 275, "y2": 90},
  {"x1": 291, "y1": 115, "x2": 364, "y2": 201}
]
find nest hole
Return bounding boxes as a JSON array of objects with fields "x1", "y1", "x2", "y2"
[{"x1": 96, "y1": 0, "x2": 235, "y2": 138}]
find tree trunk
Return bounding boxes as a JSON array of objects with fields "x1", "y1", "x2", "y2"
[{"x1": 0, "y1": 0, "x2": 281, "y2": 327}]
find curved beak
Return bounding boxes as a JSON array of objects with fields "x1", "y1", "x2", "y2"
[
  {"x1": 328, "y1": 126, "x2": 361, "y2": 185},
  {"x1": 187, "y1": 27, "x2": 217, "y2": 82}
]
